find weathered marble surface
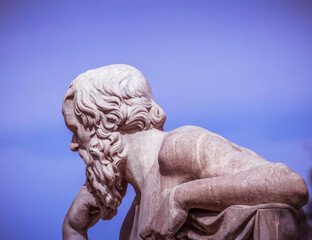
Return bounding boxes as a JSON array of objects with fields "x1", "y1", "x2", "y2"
[{"x1": 62, "y1": 64, "x2": 310, "y2": 240}]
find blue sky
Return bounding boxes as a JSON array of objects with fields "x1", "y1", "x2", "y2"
[{"x1": 1, "y1": 0, "x2": 312, "y2": 239}]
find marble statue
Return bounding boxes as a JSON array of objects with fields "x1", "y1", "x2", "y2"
[{"x1": 62, "y1": 64, "x2": 310, "y2": 240}]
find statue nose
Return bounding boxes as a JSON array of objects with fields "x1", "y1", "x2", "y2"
[
  {"x1": 70, "y1": 142, "x2": 80, "y2": 151},
  {"x1": 70, "y1": 134, "x2": 79, "y2": 152}
]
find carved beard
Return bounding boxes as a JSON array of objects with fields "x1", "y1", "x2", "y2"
[{"x1": 83, "y1": 141, "x2": 126, "y2": 221}]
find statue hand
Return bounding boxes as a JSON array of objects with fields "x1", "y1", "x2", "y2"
[
  {"x1": 63, "y1": 185, "x2": 101, "y2": 239},
  {"x1": 140, "y1": 186, "x2": 188, "y2": 240}
]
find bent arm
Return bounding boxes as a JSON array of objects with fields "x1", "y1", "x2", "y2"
[
  {"x1": 63, "y1": 185, "x2": 101, "y2": 240},
  {"x1": 174, "y1": 163, "x2": 309, "y2": 212},
  {"x1": 63, "y1": 214, "x2": 88, "y2": 240}
]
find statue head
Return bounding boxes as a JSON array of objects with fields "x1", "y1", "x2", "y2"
[{"x1": 62, "y1": 64, "x2": 166, "y2": 219}]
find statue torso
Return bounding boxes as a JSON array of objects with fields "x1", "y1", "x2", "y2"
[{"x1": 121, "y1": 126, "x2": 268, "y2": 239}]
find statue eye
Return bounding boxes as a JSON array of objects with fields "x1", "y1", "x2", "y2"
[{"x1": 68, "y1": 124, "x2": 77, "y2": 133}]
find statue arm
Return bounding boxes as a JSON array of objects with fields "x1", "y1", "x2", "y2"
[
  {"x1": 62, "y1": 185, "x2": 101, "y2": 240},
  {"x1": 140, "y1": 163, "x2": 308, "y2": 240},
  {"x1": 141, "y1": 129, "x2": 309, "y2": 239},
  {"x1": 173, "y1": 130, "x2": 308, "y2": 211},
  {"x1": 174, "y1": 162, "x2": 309, "y2": 212}
]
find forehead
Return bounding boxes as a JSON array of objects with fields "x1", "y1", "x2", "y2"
[{"x1": 62, "y1": 99, "x2": 78, "y2": 128}]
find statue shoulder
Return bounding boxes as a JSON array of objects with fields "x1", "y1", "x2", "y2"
[
  {"x1": 158, "y1": 125, "x2": 268, "y2": 178},
  {"x1": 158, "y1": 126, "x2": 215, "y2": 177},
  {"x1": 161, "y1": 125, "x2": 223, "y2": 150},
  {"x1": 163, "y1": 125, "x2": 214, "y2": 142}
]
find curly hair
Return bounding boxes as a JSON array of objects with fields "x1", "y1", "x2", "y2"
[{"x1": 63, "y1": 64, "x2": 166, "y2": 219}]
